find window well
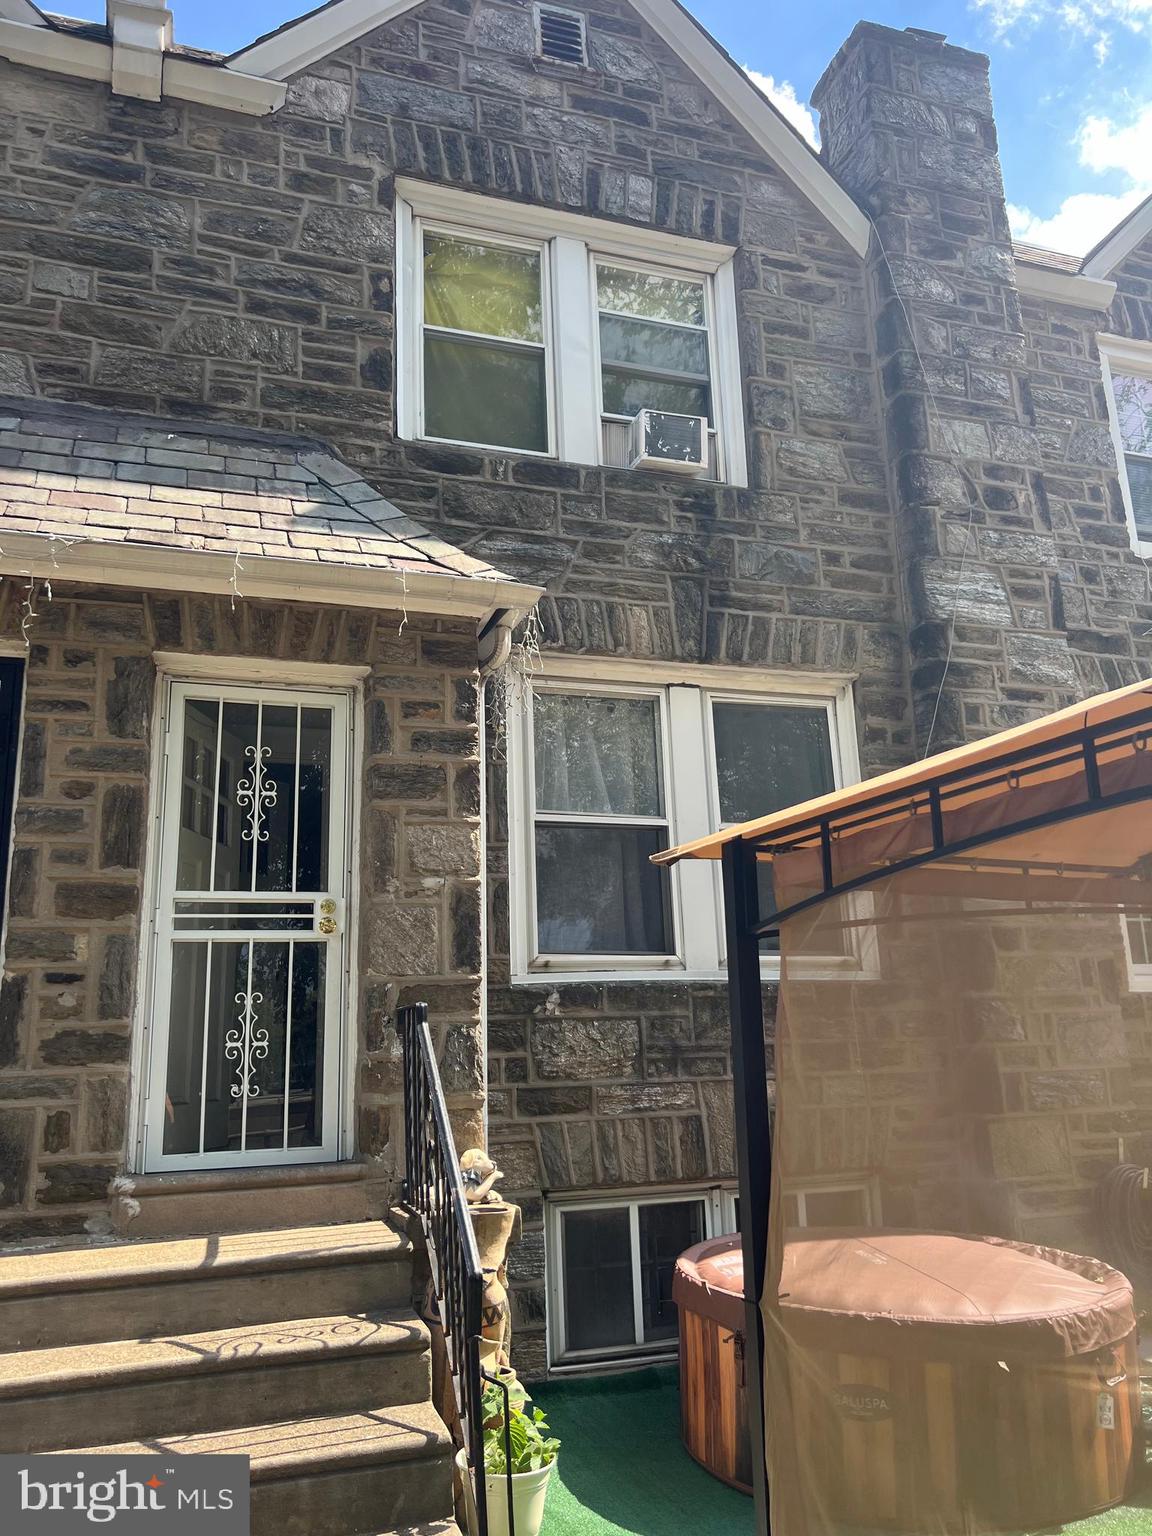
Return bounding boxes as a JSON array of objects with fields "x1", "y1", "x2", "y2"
[{"x1": 535, "y1": 4, "x2": 587, "y2": 64}]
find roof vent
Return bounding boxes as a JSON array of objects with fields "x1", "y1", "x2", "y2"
[{"x1": 535, "y1": 4, "x2": 587, "y2": 65}]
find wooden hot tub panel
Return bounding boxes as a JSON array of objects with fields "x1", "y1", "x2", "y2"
[{"x1": 678, "y1": 1308, "x2": 752, "y2": 1494}]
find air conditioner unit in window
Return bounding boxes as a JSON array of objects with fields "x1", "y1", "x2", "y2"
[{"x1": 628, "y1": 409, "x2": 710, "y2": 474}]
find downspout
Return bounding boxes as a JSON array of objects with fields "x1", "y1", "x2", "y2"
[{"x1": 476, "y1": 610, "x2": 517, "y2": 1142}]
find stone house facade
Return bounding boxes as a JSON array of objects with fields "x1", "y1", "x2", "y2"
[{"x1": 0, "y1": 0, "x2": 1150, "y2": 1378}]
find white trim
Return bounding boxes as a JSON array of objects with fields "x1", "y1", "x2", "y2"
[
  {"x1": 225, "y1": 0, "x2": 868, "y2": 256},
  {"x1": 1083, "y1": 194, "x2": 1152, "y2": 281},
  {"x1": 396, "y1": 179, "x2": 735, "y2": 270},
  {"x1": 108, "y1": 0, "x2": 171, "y2": 104},
  {"x1": 1014, "y1": 262, "x2": 1115, "y2": 312},
  {"x1": 0, "y1": 533, "x2": 540, "y2": 624},
  {"x1": 153, "y1": 652, "x2": 371, "y2": 687},
  {"x1": 508, "y1": 662, "x2": 859, "y2": 983},
  {"x1": 0, "y1": 0, "x2": 44, "y2": 25},
  {"x1": 0, "y1": 18, "x2": 286, "y2": 113},
  {"x1": 533, "y1": 2, "x2": 587, "y2": 66},
  {"x1": 1098, "y1": 334, "x2": 1152, "y2": 559},
  {"x1": 227, "y1": 0, "x2": 426, "y2": 79},
  {"x1": 396, "y1": 183, "x2": 747, "y2": 486}
]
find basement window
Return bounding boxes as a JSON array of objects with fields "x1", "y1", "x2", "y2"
[{"x1": 534, "y1": 4, "x2": 587, "y2": 64}]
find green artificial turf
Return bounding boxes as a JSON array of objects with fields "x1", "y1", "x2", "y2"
[
  {"x1": 530, "y1": 1364, "x2": 755, "y2": 1536},
  {"x1": 528, "y1": 1365, "x2": 1152, "y2": 1536}
]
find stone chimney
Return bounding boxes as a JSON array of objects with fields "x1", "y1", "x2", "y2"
[{"x1": 813, "y1": 25, "x2": 1075, "y2": 748}]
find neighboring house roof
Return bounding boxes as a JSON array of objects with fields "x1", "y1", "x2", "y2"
[
  {"x1": 1012, "y1": 241, "x2": 1082, "y2": 274},
  {"x1": 0, "y1": 399, "x2": 538, "y2": 622}
]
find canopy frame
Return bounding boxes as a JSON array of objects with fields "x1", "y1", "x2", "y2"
[{"x1": 715, "y1": 691, "x2": 1152, "y2": 1536}]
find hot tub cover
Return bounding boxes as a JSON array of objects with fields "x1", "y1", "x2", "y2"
[
  {"x1": 674, "y1": 1234, "x2": 745, "y2": 1333},
  {"x1": 674, "y1": 1230, "x2": 1134, "y2": 1360}
]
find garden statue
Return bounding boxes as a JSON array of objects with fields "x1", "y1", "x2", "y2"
[{"x1": 460, "y1": 1148, "x2": 520, "y2": 1366}]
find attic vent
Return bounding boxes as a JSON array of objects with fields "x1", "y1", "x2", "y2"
[{"x1": 535, "y1": 4, "x2": 587, "y2": 64}]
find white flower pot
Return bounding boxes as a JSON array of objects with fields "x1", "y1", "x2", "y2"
[{"x1": 454, "y1": 1447, "x2": 556, "y2": 1536}]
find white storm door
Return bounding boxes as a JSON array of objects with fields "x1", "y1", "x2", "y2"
[{"x1": 143, "y1": 682, "x2": 351, "y2": 1172}]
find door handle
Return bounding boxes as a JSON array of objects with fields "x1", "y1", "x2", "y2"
[
  {"x1": 318, "y1": 898, "x2": 338, "y2": 936},
  {"x1": 318, "y1": 916, "x2": 337, "y2": 935}
]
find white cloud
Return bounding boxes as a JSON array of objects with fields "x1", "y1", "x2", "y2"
[
  {"x1": 743, "y1": 69, "x2": 820, "y2": 148},
  {"x1": 975, "y1": 0, "x2": 1152, "y2": 36},
  {"x1": 1007, "y1": 100, "x2": 1152, "y2": 254}
]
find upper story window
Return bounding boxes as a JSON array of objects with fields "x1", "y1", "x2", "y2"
[
  {"x1": 1101, "y1": 335, "x2": 1152, "y2": 552},
  {"x1": 396, "y1": 180, "x2": 747, "y2": 487},
  {"x1": 421, "y1": 232, "x2": 550, "y2": 455},
  {"x1": 507, "y1": 661, "x2": 859, "y2": 980}
]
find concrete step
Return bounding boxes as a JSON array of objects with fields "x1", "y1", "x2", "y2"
[
  {"x1": 0, "y1": 1220, "x2": 413, "y2": 1350},
  {"x1": 111, "y1": 1162, "x2": 390, "y2": 1239},
  {"x1": 1, "y1": 1308, "x2": 431, "y2": 1453},
  {"x1": 63, "y1": 1401, "x2": 455, "y2": 1536}
]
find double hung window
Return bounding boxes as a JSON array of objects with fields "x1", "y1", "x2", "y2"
[
  {"x1": 421, "y1": 232, "x2": 549, "y2": 455},
  {"x1": 510, "y1": 665, "x2": 859, "y2": 979},
  {"x1": 396, "y1": 181, "x2": 746, "y2": 484}
]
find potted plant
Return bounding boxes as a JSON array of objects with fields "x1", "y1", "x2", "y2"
[{"x1": 481, "y1": 1379, "x2": 560, "y2": 1536}]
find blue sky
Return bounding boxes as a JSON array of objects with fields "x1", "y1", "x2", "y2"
[{"x1": 58, "y1": 0, "x2": 1152, "y2": 256}]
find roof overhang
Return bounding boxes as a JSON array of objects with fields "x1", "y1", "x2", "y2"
[
  {"x1": 0, "y1": 12, "x2": 286, "y2": 112},
  {"x1": 0, "y1": 532, "x2": 541, "y2": 627},
  {"x1": 1014, "y1": 261, "x2": 1115, "y2": 312},
  {"x1": 1082, "y1": 192, "x2": 1152, "y2": 281}
]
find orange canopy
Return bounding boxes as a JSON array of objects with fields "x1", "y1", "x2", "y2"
[{"x1": 654, "y1": 676, "x2": 1152, "y2": 867}]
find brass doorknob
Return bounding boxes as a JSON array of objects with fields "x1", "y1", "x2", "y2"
[{"x1": 318, "y1": 916, "x2": 337, "y2": 935}]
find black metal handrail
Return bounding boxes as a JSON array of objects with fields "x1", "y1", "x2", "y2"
[{"x1": 398, "y1": 1002, "x2": 515, "y2": 1536}]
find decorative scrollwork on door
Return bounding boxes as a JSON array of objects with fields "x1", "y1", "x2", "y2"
[
  {"x1": 236, "y1": 743, "x2": 277, "y2": 844},
  {"x1": 225, "y1": 988, "x2": 270, "y2": 1100}
]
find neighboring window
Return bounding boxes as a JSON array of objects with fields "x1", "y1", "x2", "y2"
[
  {"x1": 533, "y1": 689, "x2": 673, "y2": 958},
  {"x1": 596, "y1": 263, "x2": 715, "y2": 467},
  {"x1": 421, "y1": 231, "x2": 549, "y2": 454},
  {"x1": 396, "y1": 183, "x2": 747, "y2": 486},
  {"x1": 1123, "y1": 913, "x2": 1152, "y2": 992},
  {"x1": 548, "y1": 1189, "x2": 734, "y2": 1365},
  {"x1": 782, "y1": 1181, "x2": 875, "y2": 1229},
  {"x1": 512, "y1": 672, "x2": 857, "y2": 978},
  {"x1": 1113, "y1": 372, "x2": 1152, "y2": 541},
  {"x1": 534, "y1": 3, "x2": 587, "y2": 64}
]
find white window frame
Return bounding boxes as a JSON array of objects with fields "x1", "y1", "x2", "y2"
[
  {"x1": 507, "y1": 656, "x2": 860, "y2": 983},
  {"x1": 413, "y1": 223, "x2": 557, "y2": 459},
  {"x1": 782, "y1": 1176, "x2": 878, "y2": 1229},
  {"x1": 591, "y1": 253, "x2": 724, "y2": 480},
  {"x1": 1099, "y1": 334, "x2": 1152, "y2": 557},
  {"x1": 546, "y1": 1184, "x2": 736, "y2": 1369},
  {"x1": 1121, "y1": 913, "x2": 1152, "y2": 993},
  {"x1": 395, "y1": 179, "x2": 748, "y2": 487}
]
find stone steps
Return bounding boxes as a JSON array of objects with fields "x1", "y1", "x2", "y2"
[
  {"x1": 61, "y1": 1401, "x2": 455, "y2": 1536},
  {"x1": 109, "y1": 1162, "x2": 391, "y2": 1238},
  {"x1": 0, "y1": 1215, "x2": 458, "y2": 1536},
  {"x1": 0, "y1": 1219, "x2": 412, "y2": 1349},
  {"x1": 1, "y1": 1308, "x2": 431, "y2": 1452}
]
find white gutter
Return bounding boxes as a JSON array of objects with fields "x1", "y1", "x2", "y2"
[
  {"x1": 0, "y1": 16, "x2": 286, "y2": 113},
  {"x1": 1015, "y1": 262, "x2": 1116, "y2": 312},
  {"x1": 0, "y1": 533, "x2": 541, "y2": 626}
]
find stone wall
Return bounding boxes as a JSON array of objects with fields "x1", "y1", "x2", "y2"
[
  {"x1": 814, "y1": 24, "x2": 1152, "y2": 751},
  {"x1": 0, "y1": 579, "x2": 483, "y2": 1241}
]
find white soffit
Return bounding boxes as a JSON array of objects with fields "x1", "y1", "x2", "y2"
[
  {"x1": 228, "y1": 0, "x2": 871, "y2": 258},
  {"x1": 1083, "y1": 193, "x2": 1152, "y2": 281},
  {"x1": 1015, "y1": 262, "x2": 1116, "y2": 311}
]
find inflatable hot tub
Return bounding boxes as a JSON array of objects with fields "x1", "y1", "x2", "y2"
[{"x1": 674, "y1": 1230, "x2": 1140, "y2": 1528}]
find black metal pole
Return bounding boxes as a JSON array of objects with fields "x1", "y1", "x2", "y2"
[{"x1": 722, "y1": 836, "x2": 771, "y2": 1536}]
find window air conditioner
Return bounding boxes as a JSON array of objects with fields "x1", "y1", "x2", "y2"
[{"x1": 628, "y1": 409, "x2": 710, "y2": 474}]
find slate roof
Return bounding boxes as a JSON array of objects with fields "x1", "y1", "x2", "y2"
[
  {"x1": 1012, "y1": 241, "x2": 1083, "y2": 274},
  {"x1": 0, "y1": 398, "x2": 510, "y2": 584}
]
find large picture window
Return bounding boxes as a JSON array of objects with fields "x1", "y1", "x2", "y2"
[
  {"x1": 396, "y1": 181, "x2": 747, "y2": 485},
  {"x1": 509, "y1": 664, "x2": 859, "y2": 979}
]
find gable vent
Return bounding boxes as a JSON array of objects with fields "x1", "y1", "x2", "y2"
[{"x1": 535, "y1": 5, "x2": 587, "y2": 65}]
